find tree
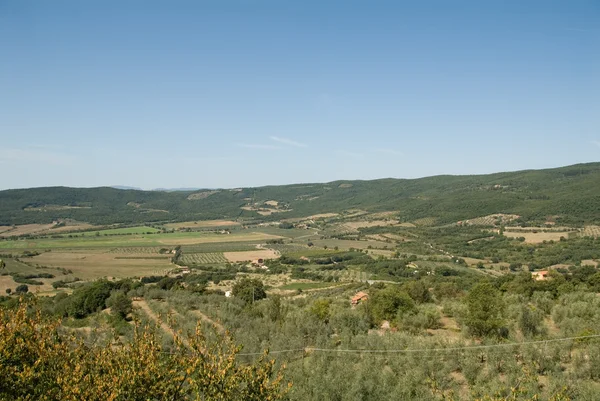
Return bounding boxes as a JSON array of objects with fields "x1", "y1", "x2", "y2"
[
  {"x1": 5, "y1": 288, "x2": 11, "y2": 295},
  {"x1": 0, "y1": 259, "x2": 5, "y2": 269},
  {"x1": 232, "y1": 278, "x2": 266, "y2": 304},
  {"x1": 368, "y1": 286, "x2": 415, "y2": 324},
  {"x1": 309, "y1": 299, "x2": 331, "y2": 323},
  {"x1": 15, "y1": 284, "x2": 29, "y2": 294},
  {"x1": 404, "y1": 280, "x2": 432, "y2": 303},
  {"x1": 267, "y1": 295, "x2": 285, "y2": 322},
  {"x1": 0, "y1": 300, "x2": 289, "y2": 400},
  {"x1": 465, "y1": 282, "x2": 505, "y2": 337},
  {"x1": 519, "y1": 304, "x2": 546, "y2": 338},
  {"x1": 106, "y1": 291, "x2": 132, "y2": 319}
]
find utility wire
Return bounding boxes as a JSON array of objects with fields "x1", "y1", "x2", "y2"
[
  {"x1": 236, "y1": 334, "x2": 600, "y2": 356},
  {"x1": 78, "y1": 334, "x2": 600, "y2": 358}
]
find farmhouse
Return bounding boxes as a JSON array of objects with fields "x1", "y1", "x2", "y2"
[
  {"x1": 351, "y1": 291, "x2": 369, "y2": 305},
  {"x1": 531, "y1": 270, "x2": 549, "y2": 281}
]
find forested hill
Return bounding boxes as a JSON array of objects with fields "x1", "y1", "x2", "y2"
[{"x1": 1, "y1": 162, "x2": 600, "y2": 226}]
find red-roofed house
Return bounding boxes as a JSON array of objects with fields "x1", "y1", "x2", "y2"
[{"x1": 351, "y1": 291, "x2": 369, "y2": 305}]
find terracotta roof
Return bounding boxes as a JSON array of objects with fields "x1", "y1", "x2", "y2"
[{"x1": 351, "y1": 291, "x2": 369, "y2": 301}]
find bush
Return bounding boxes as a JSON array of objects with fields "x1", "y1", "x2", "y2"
[
  {"x1": 400, "y1": 304, "x2": 442, "y2": 333},
  {"x1": 15, "y1": 284, "x2": 29, "y2": 294},
  {"x1": 106, "y1": 291, "x2": 132, "y2": 319},
  {"x1": 368, "y1": 286, "x2": 416, "y2": 324},
  {"x1": 0, "y1": 300, "x2": 289, "y2": 400},
  {"x1": 465, "y1": 282, "x2": 505, "y2": 338},
  {"x1": 232, "y1": 278, "x2": 266, "y2": 304}
]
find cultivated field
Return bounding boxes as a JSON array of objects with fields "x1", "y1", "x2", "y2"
[
  {"x1": 0, "y1": 231, "x2": 284, "y2": 250},
  {"x1": 412, "y1": 217, "x2": 437, "y2": 226},
  {"x1": 164, "y1": 220, "x2": 240, "y2": 230},
  {"x1": 582, "y1": 225, "x2": 600, "y2": 238},
  {"x1": 30, "y1": 251, "x2": 173, "y2": 280},
  {"x1": 45, "y1": 223, "x2": 98, "y2": 234},
  {"x1": 503, "y1": 230, "x2": 572, "y2": 244},
  {"x1": 277, "y1": 282, "x2": 339, "y2": 291},
  {"x1": 223, "y1": 249, "x2": 280, "y2": 262},
  {"x1": 380, "y1": 233, "x2": 413, "y2": 242},
  {"x1": 460, "y1": 214, "x2": 520, "y2": 226},
  {"x1": 312, "y1": 238, "x2": 392, "y2": 250},
  {"x1": 0, "y1": 275, "x2": 55, "y2": 295},
  {"x1": 343, "y1": 220, "x2": 399, "y2": 230},
  {"x1": 0, "y1": 258, "x2": 65, "y2": 295},
  {"x1": 0, "y1": 223, "x2": 56, "y2": 237},
  {"x1": 305, "y1": 213, "x2": 339, "y2": 220},
  {"x1": 0, "y1": 222, "x2": 100, "y2": 238},
  {"x1": 106, "y1": 247, "x2": 164, "y2": 254},
  {"x1": 71, "y1": 226, "x2": 161, "y2": 236},
  {"x1": 156, "y1": 232, "x2": 283, "y2": 245},
  {"x1": 180, "y1": 242, "x2": 260, "y2": 253},
  {"x1": 504, "y1": 226, "x2": 577, "y2": 232},
  {"x1": 180, "y1": 253, "x2": 228, "y2": 265}
]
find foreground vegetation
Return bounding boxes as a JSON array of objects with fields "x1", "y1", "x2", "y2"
[
  {"x1": 0, "y1": 300, "x2": 288, "y2": 401},
  {"x1": 1, "y1": 163, "x2": 600, "y2": 399}
]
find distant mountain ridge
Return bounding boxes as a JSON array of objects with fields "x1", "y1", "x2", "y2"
[
  {"x1": 151, "y1": 187, "x2": 203, "y2": 192},
  {"x1": 110, "y1": 185, "x2": 143, "y2": 191},
  {"x1": 111, "y1": 186, "x2": 203, "y2": 192},
  {"x1": 2, "y1": 162, "x2": 600, "y2": 226}
]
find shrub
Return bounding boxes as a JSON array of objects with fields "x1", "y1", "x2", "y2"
[
  {"x1": 0, "y1": 300, "x2": 289, "y2": 400},
  {"x1": 106, "y1": 291, "x2": 133, "y2": 319},
  {"x1": 232, "y1": 278, "x2": 266, "y2": 304},
  {"x1": 15, "y1": 284, "x2": 29, "y2": 294},
  {"x1": 465, "y1": 282, "x2": 505, "y2": 338},
  {"x1": 368, "y1": 286, "x2": 416, "y2": 324}
]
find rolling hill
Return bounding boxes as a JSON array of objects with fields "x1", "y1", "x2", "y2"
[{"x1": 1, "y1": 162, "x2": 599, "y2": 226}]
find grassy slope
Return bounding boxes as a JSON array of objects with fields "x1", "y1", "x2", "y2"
[{"x1": 1, "y1": 162, "x2": 599, "y2": 226}]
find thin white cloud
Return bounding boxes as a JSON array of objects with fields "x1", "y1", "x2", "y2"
[
  {"x1": 592, "y1": 140, "x2": 600, "y2": 149},
  {"x1": 0, "y1": 148, "x2": 76, "y2": 166},
  {"x1": 336, "y1": 150, "x2": 364, "y2": 159},
  {"x1": 269, "y1": 136, "x2": 307, "y2": 148},
  {"x1": 374, "y1": 148, "x2": 404, "y2": 156},
  {"x1": 236, "y1": 143, "x2": 281, "y2": 150}
]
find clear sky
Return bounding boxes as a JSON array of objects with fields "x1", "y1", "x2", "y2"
[{"x1": 1, "y1": 0, "x2": 598, "y2": 190}]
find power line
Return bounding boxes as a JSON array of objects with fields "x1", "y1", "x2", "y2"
[
  {"x1": 78, "y1": 334, "x2": 600, "y2": 360},
  {"x1": 236, "y1": 334, "x2": 600, "y2": 356}
]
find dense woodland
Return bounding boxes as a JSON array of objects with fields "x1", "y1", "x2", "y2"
[{"x1": 1, "y1": 162, "x2": 600, "y2": 226}]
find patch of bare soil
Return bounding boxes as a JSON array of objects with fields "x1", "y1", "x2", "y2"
[
  {"x1": 503, "y1": 231, "x2": 572, "y2": 244},
  {"x1": 187, "y1": 190, "x2": 220, "y2": 200},
  {"x1": 189, "y1": 310, "x2": 226, "y2": 334},
  {"x1": 165, "y1": 220, "x2": 240, "y2": 229},
  {"x1": 223, "y1": 249, "x2": 280, "y2": 262},
  {"x1": 343, "y1": 220, "x2": 399, "y2": 230},
  {"x1": 133, "y1": 300, "x2": 189, "y2": 346},
  {"x1": 0, "y1": 223, "x2": 55, "y2": 237}
]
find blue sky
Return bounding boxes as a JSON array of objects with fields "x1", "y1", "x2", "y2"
[{"x1": 1, "y1": 1, "x2": 598, "y2": 190}]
